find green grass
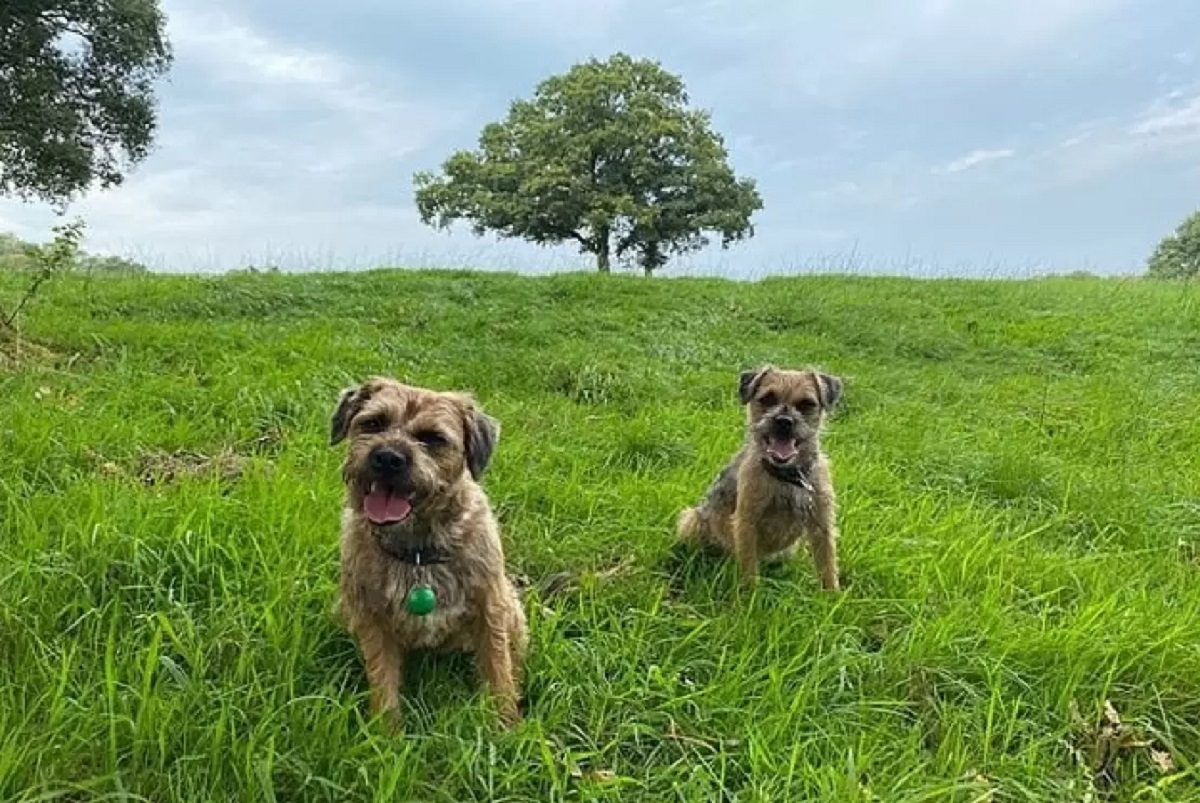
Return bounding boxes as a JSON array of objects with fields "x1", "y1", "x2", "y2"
[{"x1": 2, "y1": 268, "x2": 1199, "y2": 802}]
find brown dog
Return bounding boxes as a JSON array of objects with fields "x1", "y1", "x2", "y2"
[
  {"x1": 677, "y1": 364, "x2": 844, "y2": 590},
  {"x1": 329, "y1": 376, "x2": 527, "y2": 729}
]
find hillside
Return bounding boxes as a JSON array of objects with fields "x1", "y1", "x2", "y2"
[{"x1": 2, "y1": 269, "x2": 1199, "y2": 801}]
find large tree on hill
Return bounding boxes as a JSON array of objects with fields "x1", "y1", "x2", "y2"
[
  {"x1": 1146, "y1": 210, "x2": 1200, "y2": 280},
  {"x1": 0, "y1": 0, "x2": 173, "y2": 206},
  {"x1": 413, "y1": 53, "x2": 763, "y2": 275}
]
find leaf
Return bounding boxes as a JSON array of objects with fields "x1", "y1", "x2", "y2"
[{"x1": 1150, "y1": 749, "x2": 1175, "y2": 774}]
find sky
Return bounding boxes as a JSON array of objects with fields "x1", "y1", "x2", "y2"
[{"x1": 2, "y1": 0, "x2": 1199, "y2": 277}]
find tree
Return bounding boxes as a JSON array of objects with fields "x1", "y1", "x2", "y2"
[
  {"x1": 413, "y1": 53, "x2": 763, "y2": 275},
  {"x1": 1, "y1": 0, "x2": 173, "y2": 206},
  {"x1": 1146, "y1": 211, "x2": 1200, "y2": 280}
]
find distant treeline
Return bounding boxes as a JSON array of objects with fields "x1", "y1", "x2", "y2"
[{"x1": 0, "y1": 232, "x2": 147, "y2": 274}]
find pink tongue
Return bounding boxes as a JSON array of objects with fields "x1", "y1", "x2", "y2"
[
  {"x1": 364, "y1": 490, "x2": 412, "y2": 525},
  {"x1": 768, "y1": 438, "x2": 798, "y2": 460}
]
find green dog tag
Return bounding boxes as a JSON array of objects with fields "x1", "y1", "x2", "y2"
[{"x1": 406, "y1": 584, "x2": 436, "y2": 616}]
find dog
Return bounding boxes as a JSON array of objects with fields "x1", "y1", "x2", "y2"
[
  {"x1": 329, "y1": 376, "x2": 527, "y2": 729},
  {"x1": 677, "y1": 364, "x2": 844, "y2": 590}
]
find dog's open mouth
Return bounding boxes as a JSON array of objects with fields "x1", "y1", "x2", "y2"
[
  {"x1": 364, "y1": 482, "x2": 413, "y2": 526},
  {"x1": 765, "y1": 436, "x2": 799, "y2": 463}
]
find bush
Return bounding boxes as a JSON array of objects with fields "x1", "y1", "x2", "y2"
[
  {"x1": 0, "y1": 231, "x2": 147, "y2": 274},
  {"x1": 0, "y1": 220, "x2": 85, "y2": 331},
  {"x1": 1146, "y1": 211, "x2": 1200, "y2": 280}
]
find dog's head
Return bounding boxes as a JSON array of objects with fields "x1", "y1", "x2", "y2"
[
  {"x1": 328, "y1": 376, "x2": 499, "y2": 527},
  {"x1": 737, "y1": 364, "x2": 842, "y2": 468}
]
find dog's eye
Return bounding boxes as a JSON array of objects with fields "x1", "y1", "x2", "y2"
[
  {"x1": 797, "y1": 399, "x2": 819, "y2": 414},
  {"x1": 758, "y1": 392, "x2": 779, "y2": 407},
  {"x1": 415, "y1": 430, "x2": 448, "y2": 448},
  {"x1": 358, "y1": 415, "x2": 387, "y2": 433}
]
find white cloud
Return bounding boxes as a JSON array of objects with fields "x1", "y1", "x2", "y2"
[
  {"x1": 0, "y1": 0, "x2": 470, "y2": 269},
  {"x1": 1058, "y1": 133, "x2": 1092, "y2": 149},
  {"x1": 1024, "y1": 89, "x2": 1200, "y2": 187},
  {"x1": 1130, "y1": 94, "x2": 1200, "y2": 137},
  {"x1": 936, "y1": 148, "x2": 1016, "y2": 174},
  {"x1": 808, "y1": 176, "x2": 924, "y2": 212},
  {"x1": 678, "y1": 0, "x2": 1131, "y2": 104},
  {"x1": 164, "y1": 5, "x2": 465, "y2": 169},
  {"x1": 420, "y1": 0, "x2": 631, "y2": 47}
]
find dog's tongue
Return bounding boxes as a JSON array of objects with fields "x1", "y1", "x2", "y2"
[
  {"x1": 364, "y1": 489, "x2": 412, "y2": 525},
  {"x1": 768, "y1": 437, "x2": 799, "y2": 461}
]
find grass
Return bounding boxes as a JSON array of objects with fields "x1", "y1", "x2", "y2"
[{"x1": 2, "y1": 267, "x2": 1199, "y2": 802}]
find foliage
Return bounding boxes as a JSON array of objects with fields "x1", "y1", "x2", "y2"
[
  {"x1": 414, "y1": 53, "x2": 762, "y2": 275},
  {"x1": 76, "y1": 252, "x2": 149, "y2": 274},
  {"x1": 0, "y1": 0, "x2": 173, "y2": 205},
  {"x1": 2, "y1": 268, "x2": 1198, "y2": 801},
  {"x1": 0, "y1": 217, "x2": 84, "y2": 330},
  {"x1": 0, "y1": 228, "x2": 147, "y2": 274},
  {"x1": 1146, "y1": 210, "x2": 1200, "y2": 279}
]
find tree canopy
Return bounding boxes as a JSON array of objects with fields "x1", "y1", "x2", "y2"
[
  {"x1": 1146, "y1": 210, "x2": 1200, "y2": 280},
  {"x1": 413, "y1": 53, "x2": 763, "y2": 275},
  {"x1": 0, "y1": 0, "x2": 173, "y2": 206}
]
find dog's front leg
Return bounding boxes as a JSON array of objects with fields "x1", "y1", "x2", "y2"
[
  {"x1": 732, "y1": 510, "x2": 759, "y2": 589},
  {"x1": 809, "y1": 496, "x2": 841, "y2": 591},
  {"x1": 474, "y1": 602, "x2": 521, "y2": 727},
  {"x1": 810, "y1": 524, "x2": 840, "y2": 591},
  {"x1": 359, "y1": 623, "x2": 404, "y2": 730}
]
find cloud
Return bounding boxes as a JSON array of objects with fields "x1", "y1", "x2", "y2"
[
  {"x1": 936, "y1": 148, "x2": 1016, "y2": 174},
  {"x1": 164, "y1": 5, "x2": 468, "y2": 171},
  {"x1": 1130, "y1": 93, "x2": 1200, "y2": 137},
  {"x1": 1034, "y1": 87, "x2": 1200, "y2": 185},
  {"x1": 0, "y1": 0, "x2": 475, "y2": 267},
  {"x1": 436, "y1": 0, "x2": 631, "y2": 46},
  {"x1": 677, "y1": 0, "x2": 1132, "y2": 107}
]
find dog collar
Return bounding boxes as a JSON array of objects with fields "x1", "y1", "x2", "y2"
[
  {"x1": 375, "y1": 536, "x2": 450, "y2": 566},
  {"x1": 762, "y1": 460, "x2": 815, "y2": 492}
]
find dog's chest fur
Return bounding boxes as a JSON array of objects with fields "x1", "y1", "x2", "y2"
[
  {"x1": 371, "y1": 558, "x2": 474, "y2": 650},
  {"x1": 340, "y1": 507, "x2": 495, "y2": 653},
  {"x1": 750, "y1": 475, "x2": 817, "y2": 552}
]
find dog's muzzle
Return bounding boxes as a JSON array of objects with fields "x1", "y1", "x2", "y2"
[
  {"x1": 363, "y1": 447, "x2": 415, "y2": 526},
  {"x1": 764, "y1": 415, "x2": 800, "y2": 463}
]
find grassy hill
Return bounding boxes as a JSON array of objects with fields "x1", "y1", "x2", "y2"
[{"x1": 2, "y1": 268, "x2": 1199, "y2": 801}]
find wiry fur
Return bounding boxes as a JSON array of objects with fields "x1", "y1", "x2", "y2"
[
  {"x1": 677, "y1": 364, "x2": 845, "y2": 590},
  {"x1": 330, "y1": 376, "x2": 527, "y2": 729}
]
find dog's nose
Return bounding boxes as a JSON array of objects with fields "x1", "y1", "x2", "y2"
[
  {"x1": 770, "y1": 415, "x2": 795, "y2": 434},
  {"x1": 369, "y1": 447, "x2": 408, "y2": 475}
]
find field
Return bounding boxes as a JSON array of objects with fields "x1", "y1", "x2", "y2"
[{"x1": 2, "y1": 268, "x2": 1199, "y2": 801}]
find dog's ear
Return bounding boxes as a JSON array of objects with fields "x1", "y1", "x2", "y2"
[
  {"x1": 451, "y1": 394, "x2": 500, "y2": 479},
  {"x1": 738, "y1": 365, "x2": 774, "y2": 404},
  {"x1": 329, "y1": 384, "x2": 367, "y2": 446},
  {"x1": 817, "y1": 372, "x2": 843, "y2": 410},
  {"x1": 464, "y1": 406, "x2": 500, "y2": 480}
]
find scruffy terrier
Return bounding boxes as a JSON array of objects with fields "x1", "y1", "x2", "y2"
[
  {"x1": 677, "y1": 364, "x2": 844, "y2": 590},
  {"x1": 329, "y1": 376, "x2": 527, "y2": 729}
]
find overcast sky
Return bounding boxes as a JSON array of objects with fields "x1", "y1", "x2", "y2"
[{"x1": 2, "y1": 0, "x2": 1199, "y2": 276}]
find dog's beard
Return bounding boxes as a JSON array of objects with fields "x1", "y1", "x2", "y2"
[{"x1": 363, "y1": 481, "x2": 414, "y2": 525}]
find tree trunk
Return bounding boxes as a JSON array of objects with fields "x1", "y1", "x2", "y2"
[{"x1": 595, "y1": 227, "x2": 611, "y2": 273}]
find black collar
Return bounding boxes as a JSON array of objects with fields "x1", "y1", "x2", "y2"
[
  {"x1": 375, "y1": 534, "x2": 450, "y2": 565},
  {"x1": 762, "y1": 460, "x2": 815, "y2": 491}
]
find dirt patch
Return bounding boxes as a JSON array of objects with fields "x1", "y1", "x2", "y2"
[
  {"x1": 87, "y1": 425, "x2": 287, "y2": 487},
  {"x1": 90, "y1": 445, "x2": 251, "y2": 487},
  {"x1": 134, "y1": 448, "x2": 249, "y2": 486},
  {"x1": 0, "y1": 331, "x2": 66, "y2": 371},
  {"x1": 1067, "y1": 699, "x2": 1178, "y2": 794}
]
